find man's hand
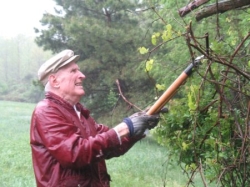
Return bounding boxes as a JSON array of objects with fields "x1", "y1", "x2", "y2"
[{"x1": 123, "y1": 112, "x2": 160, "y2": 137}]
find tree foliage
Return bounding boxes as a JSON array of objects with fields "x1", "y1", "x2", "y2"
[
  {"x1": 35, "y1": 0, "x2": 158, "y2": 121},
  {"x1": 0, "y1": 35, "x2": 51, "y2": 102},
  {"x1": 140, "y1": 1, "x2": 250, "y2": 186}
]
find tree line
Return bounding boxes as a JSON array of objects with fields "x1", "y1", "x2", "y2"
[{"x1": 0, "y1": 35, "x2": 51, "y2": 102}]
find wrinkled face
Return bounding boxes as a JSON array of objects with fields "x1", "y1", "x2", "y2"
[{"x1": 53, "y1": 61, "x2": 85, "y2": 104}]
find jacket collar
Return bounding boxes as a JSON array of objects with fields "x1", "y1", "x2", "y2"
[{"x1": 45, "y1": 91, "x2": 90, "y2": 118}]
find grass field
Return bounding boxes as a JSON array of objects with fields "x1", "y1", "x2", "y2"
[{"x1": 0, "y1": 100, "x2": 188, "y2": 187}]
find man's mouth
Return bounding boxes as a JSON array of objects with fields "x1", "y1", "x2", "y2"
[{"x1": 75, "y1": 83, "x2": 82, "y2": 86}]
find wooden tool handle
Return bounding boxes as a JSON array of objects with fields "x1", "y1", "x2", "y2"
[
  {"x1": 146, "y1": 72, "x2": 189, "y2": 115},
  {"x1": 146, "y1": 56, "x2": 204, "y2": 115}
]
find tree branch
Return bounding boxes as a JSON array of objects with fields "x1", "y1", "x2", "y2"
[
  {"x1": 196, "y1": 0, "x2": 250, "y2": 21},
  {"x1": 179, "y1": 0, "x2": 250, "y2": 21},
  {"x1": 115, "y1": 79, "x2": 142, "y2": 111},
  {"x1": 179, "y1": 0, "x2": 210, "y2": 17}
]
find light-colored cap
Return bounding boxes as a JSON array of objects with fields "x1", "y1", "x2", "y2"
[{"x1": 38, "y1": 49, "x2": 80, "y2": 85}]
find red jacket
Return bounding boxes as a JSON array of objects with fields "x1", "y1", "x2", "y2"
[{"x1": 30, "y1": 92, "x2": 142, "y2": 187}]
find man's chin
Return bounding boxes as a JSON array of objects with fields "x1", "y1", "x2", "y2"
[{"x1": 78, "y1": 90, "x2": 85, "y2": 96}]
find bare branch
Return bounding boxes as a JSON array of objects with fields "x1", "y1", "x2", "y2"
[{"x1": 115, "y1": 79, "x2": 142, "y2": 111}]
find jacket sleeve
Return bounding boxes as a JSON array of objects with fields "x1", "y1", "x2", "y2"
[
  {"x1": 33, "y1": 105, "x2": 122, "y2": 169},
  {"x1": 95, "y1": 122, "x2": 145, "y2": 159}
]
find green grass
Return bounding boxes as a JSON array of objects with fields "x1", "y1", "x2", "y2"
[
  {"x1": 0, "y1": 101, "x2": 36, "y2": 187},
  {"x1": 106, "y1": 138, "x2": 185, "y2": 187},
  {"x1": 0, "y1": 100, "x2": 188, "y2": 187}
]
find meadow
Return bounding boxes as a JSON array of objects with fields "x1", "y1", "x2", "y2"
[{"x1": 0, "y1": 100, "x2": 187, "y2": 187}]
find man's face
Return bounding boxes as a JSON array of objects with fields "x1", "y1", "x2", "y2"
[{"x1": 55, "y1": 61, "x2": 85, "y2": 104}]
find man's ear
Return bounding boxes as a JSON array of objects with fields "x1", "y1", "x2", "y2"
[{"x1": 49, "y1": 74, "x2": 60, "y2": 88}]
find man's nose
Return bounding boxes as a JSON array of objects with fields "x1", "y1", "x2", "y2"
[{"x1": 79, "y1": 71, "x2": 86, "y2": 79}]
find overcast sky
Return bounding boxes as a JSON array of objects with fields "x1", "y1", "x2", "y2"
[{"x1": 0, "y1": 0, "x2": 56, "y2": 38}]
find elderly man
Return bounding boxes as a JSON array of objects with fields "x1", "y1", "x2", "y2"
[{"x1": 30, "y1": 49, "x2": 160, "y2": 187}]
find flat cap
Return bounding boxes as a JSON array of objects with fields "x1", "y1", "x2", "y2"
[{"x1": 38, "y1": 49, "x2": 80, "y2": 85}]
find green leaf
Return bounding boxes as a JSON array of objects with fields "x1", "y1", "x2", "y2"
[
  {"x1": 145, "y1": 59, "x2": 154, "y2": 72},
  {"x1": 182, "y1": 142, "x2": 189, "y2": 151},
  {"x1": 162, "y1": 24, "x2": 173, "y2": 41},
  {"x1": 210, "y1": 41, "x2": 223, "y2": 53},
  {"x1": 138, "y1": 47, "x2": 148, "y2": 54},
  {"x1": 156, "y1": 84, "x2": 166, "y2": 91},
  {"x1": 161, "y1": 30, "x2": 168, "y2": 41},
  {"x1": 151, "y1": 32, "x2": 160, "y2": 45},
  {"x1": 166, "y1": 24, "x2": 172, "y2": 31},
  {"x1": 151, "y1": 36, "x2": 157, "y2": 45}
]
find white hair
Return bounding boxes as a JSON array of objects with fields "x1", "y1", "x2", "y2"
[{"x1": 44, "y1": 81, "x2": 52, "y2": 92}]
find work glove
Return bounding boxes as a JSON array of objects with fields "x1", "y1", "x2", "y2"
[{"x1": 123, "y1": 111, "x2": 160, "y2": 137}]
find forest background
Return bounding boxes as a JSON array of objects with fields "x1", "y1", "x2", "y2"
[{"x1": 0, "y1": 0, "x2": 250, "y2": 186}]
